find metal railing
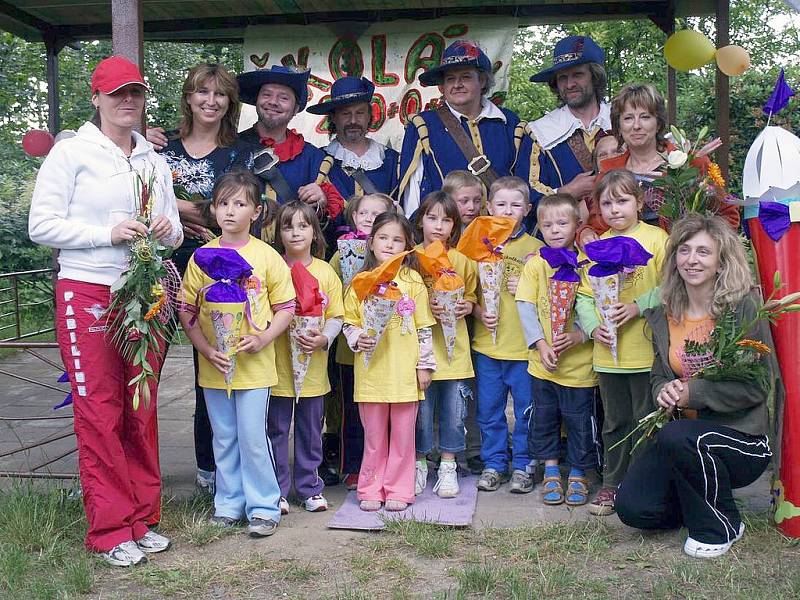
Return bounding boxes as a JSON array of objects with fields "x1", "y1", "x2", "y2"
[{"x1": 0, "y1": 267, "x2": 77, "y2": 479}]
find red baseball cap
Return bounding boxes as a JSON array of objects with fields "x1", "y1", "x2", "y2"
[{"x1": 91, "y1": 56, "x2": 149, "y2": 94}]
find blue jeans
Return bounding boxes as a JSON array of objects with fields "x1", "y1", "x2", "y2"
[
  {"x1": 204, "y1": 387, "x2": 281, "y2": 522},
  {"x1": 474, "y1": 353, "x2": 532, "y2": 472},
  {"x1": 415, "y1": 379, "x2": 470, "y2": 454},
  {"x1": 528, "y1": 376, "x2": 599, "y2": 470}
]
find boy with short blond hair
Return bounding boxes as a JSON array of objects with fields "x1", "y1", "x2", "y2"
[{"x1": 472, "y1": 176, "x2": 543, "y2": 492}]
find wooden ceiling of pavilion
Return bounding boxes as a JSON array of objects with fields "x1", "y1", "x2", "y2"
[{"x1": 1, "y1": 0, "x2": 716, "y2": 43}]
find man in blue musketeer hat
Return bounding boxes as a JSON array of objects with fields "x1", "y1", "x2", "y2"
[
  {"x1": 398, "y1": 40, "x2": 527, "y2": 217},
  {"x1": 237, "y1": 66, "x2": 344, "y2": 238},
  {"x1": 308, "y1": 76, "x2": 399, "y2": 199},
  {"x1": 517, "y1": 35, "x2": 612, "y2": 231}
]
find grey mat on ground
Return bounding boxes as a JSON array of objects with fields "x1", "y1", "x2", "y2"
[{"x1": 327, "y1": 474, "x2": 478, "y2": 530}]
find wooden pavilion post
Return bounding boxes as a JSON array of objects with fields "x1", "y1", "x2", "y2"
[
  {"x1": 715, "y1": 0, "x2": 730, "y2": 181},
  {"x1": 43, "y1": 32, "x2": 61, "y2": 134},
  {"x1": 111, "y1": 0, "x2": 145, "y2": 130}
]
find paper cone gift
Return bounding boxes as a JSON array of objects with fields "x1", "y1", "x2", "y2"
[
  {"x1": 416, "y1": 241, "x2": 465, "y2": 363},
  {"x1": 540, "y1": 247, "x2": 584, "y2": 342},
  {"x1": 337, "y1": 232, "x2": 369, "y2": 286},
  {"x1": 584, "y1": 237, "x2": 653, "y2": 365},
  {"x1": 457, "y1": 216, "x2": 516, "y2": 344},
  {"x1": 193, "y1": 247, "x2": 258, "y2": 397},
  {"x1": 743, "y1": 119, "x2": 800, "y2": 536},
  {"x1": 289, "y1": 262, "x2": 325, "y2": 400},
  {"x1": 352, "y1": 251, "x2": 409, "y2": 367}
]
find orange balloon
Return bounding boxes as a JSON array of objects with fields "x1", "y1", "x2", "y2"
[{"x1": 715, "y1": 45, "x2": 751, "y2": 76}]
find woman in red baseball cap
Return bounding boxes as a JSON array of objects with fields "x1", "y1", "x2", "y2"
[{"x1": 28, "y1": 55, "x2": 183, "y2": 567}]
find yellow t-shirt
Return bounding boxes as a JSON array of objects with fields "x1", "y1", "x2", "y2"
[
  {"x1": 344, "y1": 267, "x2": 436, "y2": 402},
  {"x1": 330, "y1": 250, "x2": 355, "y2": 367},
  {"x1": 415, "y1": 245, "x2": 478, "y2": 381},
  {"x1": 471, "y1": 232, "x2": 544, "y2": 360},
  {"x1": 182, "y1": 236, "x2": 296, "y2": 389},
  {"x1": 515, "y1": 253, "x2": 596, "y2": 388},
  {"x1": 579, "y1": 222, "x2": 668, "y2": 371},
  {"x1": 272, "y1": 258, "x2": 345, "y2": 398}
]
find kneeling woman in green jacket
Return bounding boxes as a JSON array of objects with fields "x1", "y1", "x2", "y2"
[{"x1": 615, "y1": 213, "x2": 782, "y2": 559}]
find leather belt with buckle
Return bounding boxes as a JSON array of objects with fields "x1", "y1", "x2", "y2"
[
  {"x1": 252, "y1": 147, "x2": 280, "y2": 176},
  {"x1": 468, "y1": 155, "x2": 491, "y2": 176}
]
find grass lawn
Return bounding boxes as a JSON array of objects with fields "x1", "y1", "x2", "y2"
[{"x1": 1, "y1": 482, "x2": 799, "y2": 599}]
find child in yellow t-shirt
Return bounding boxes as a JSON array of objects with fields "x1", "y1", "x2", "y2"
[
  {"x1": 575, "y1": 169, "x2": 668, "y2": 517},
  {"x1": 472, "y1": 176, "x2": 543, "y2": 493},
  {"x1": 268, "y1": 202, "x2": 344, "y2": 515},
  {"x1": 329, "y1": 193, "x2": 395, "y2": 490},
  {"x1": 342, "y1": 212, "x2": 436, "y2": 512},
  {"x1": 180, "y1": 171, "x2": 295, "y2": 537},
  {"x1": 413, "y1": 191, "x2": 478, "y2": 499},
  {"x1": 515, "y1": 194, "x2": 598, "y2": 507}
]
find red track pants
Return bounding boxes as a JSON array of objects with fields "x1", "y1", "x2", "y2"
[{"x1": 56, "y1": 279, "x2": 163, "y2": 552}]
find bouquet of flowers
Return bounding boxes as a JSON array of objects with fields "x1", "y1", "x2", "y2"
[
  {"x1": 612, "y1": 272, "x2": 800, "y2": 455},
  {"x1": 456, "y1": 216, "x2": 517, "y2": 344},
  {"x1": 652, "y1": 125, "x2": 726, "y2": 221},
  {"x1": 289, "y1": 261, "x2": 325, "y2": 400},
  {"x1": 351, "y1": 251, "x2": 410, "y2": 367},
  {"x1": 107, "y1": 167, "x2": 181, "y2": 410},
  {"x1": 583, "y1": 237, "x2": 653, "y2": 364},
  {"x1": 416, "y1": 241, "x2": 465, "y2": 363}
]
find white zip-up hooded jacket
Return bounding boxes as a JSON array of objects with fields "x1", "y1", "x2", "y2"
[{"x1": 29, "y1": 122, "x2": 183, "y2": 286}]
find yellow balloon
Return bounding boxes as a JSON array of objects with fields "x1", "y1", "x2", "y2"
[
  {"x1": 715, "y1": 45, "x2": 751, "y2": 76},
  {"x1": 663, "y1": 29, "x2": 716, "y2": 72}
]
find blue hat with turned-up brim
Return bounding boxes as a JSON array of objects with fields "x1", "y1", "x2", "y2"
[
  {"x1": 529, "y1": 35, "x2": 605, "y2": 83},
  {"x1": 418, "y1": 40, "x2": 493, "y2": 86},
  {"x1": 237, "y1": 65, "x2": 310, "y2": 110},
  {"x1": 306, "y1": 76, "x2": 375, "y2": 115}
]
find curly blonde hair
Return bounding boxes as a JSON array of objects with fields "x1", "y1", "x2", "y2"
[{"x1": 660, "y1": 213, "x2": 753, "y2": 321}]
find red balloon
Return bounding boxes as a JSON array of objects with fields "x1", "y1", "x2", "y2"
[{"x1": 22, "y1": 129, "x2": 55, "y2": 157}]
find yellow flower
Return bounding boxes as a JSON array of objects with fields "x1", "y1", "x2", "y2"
[
  {"x1": 736, "y1": 339, "x2": 771, "y2": 354},
  {"x1": 708, "y1": 162, "x2": 725, "y2": 188},
  {"x1": 151, "y1": 283, "x2": 165, "y2": 298}
]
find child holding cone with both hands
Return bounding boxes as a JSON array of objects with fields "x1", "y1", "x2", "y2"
[
  {"x1": 269, "y1": 202, "x2": 344, "y2": 515},
  {"x1": 330, "y1": 193, "x2": 396, "y2": 490},
  {"x1": 413, "y1": 192, "x2": 478, "y2": 499},
  {"x1": 575, "y1": 169, "x2": 668, "y2": 517},
  {"x1": 461, "y1": 176, "x2": 543, "y2": 494},
  {"x1": 515, "y1": 194, "x2": 599, "y2": 506},
  {"x1": 180, "y1": 170, "x2": 295, "y2": 537},
  {"x1": 342, "y1": 212, "x2": 436, "y2": 512}
]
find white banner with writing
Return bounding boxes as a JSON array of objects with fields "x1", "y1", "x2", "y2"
[{"x1": 240, "y1": 16, "x2": 518, "y2": 150}]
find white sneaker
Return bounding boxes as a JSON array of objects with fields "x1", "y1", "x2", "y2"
[
  {"x1": 433, "y1": 460, "x2": 460, "y2": 498},
  {"x1": 136, "y1": 530, "x2": 171, "y2": 554},
  {"x1": 304, "y1": 494, "x2": 329, "y2": 512},
  {"x1": 415, "y1": 459, "x2": 429, "y2": 495},
  {"x1": 279, "y1": 496, "x2": 290, "y2": 515},
  {"x1": 99, "y1": 540, "x2": 148, "y2": 567},
  {"x1": 684, "y1": 522, "x2": 745, "y2": 558}
]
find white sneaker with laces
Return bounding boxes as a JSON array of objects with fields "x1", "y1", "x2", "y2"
[
  {"x1": 99, "y1": 540, "x2": 148, "y2": 567},
  {"x1": 136, "y1": 530, "x2": 171, "y2": 554},
  {"x1": 415, "y1": 459, "x2": 429, "y2": 495},
  {"x1": 433, "y1": 460, "x2": 459, "y2": 498},
  {"x1": 684, "y1": 522, "x2": 745, "y2": 559},
  {"x1": 279, "y1": 496, "x2": 290, "y2": 515},
  {"x1": 304, "y1": 494, "x2": 329, "y2": 512}
]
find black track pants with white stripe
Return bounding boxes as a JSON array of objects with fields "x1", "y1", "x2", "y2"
[{"x1": 616, "y1": 419, "x2": 771, "y2": 544}]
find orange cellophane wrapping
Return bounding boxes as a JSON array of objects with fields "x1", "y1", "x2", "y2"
[
  {"x1": 416, "y1": 240, "x2": 465, "y2": 291},
  {"x1": 351, "y1": 251, "x2": 409, "y2": 302},
  {"x1": 456, "y1": 216, "x2": 517, "y2": 263}
]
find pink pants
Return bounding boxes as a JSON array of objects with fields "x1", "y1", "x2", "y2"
[
  {"x1": 56, "y1": 279, "x2": 164, "y2": 552},
  {"x1": 357, "y1": 402, "x2": 419, "y2": 504}
]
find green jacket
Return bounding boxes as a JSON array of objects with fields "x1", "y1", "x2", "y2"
[{"x1": 644, "y1": 292, "x2": 783, "y2": 441}]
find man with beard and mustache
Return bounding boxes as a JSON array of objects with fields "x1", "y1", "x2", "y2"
[
  {"x1": 517, "y1": 36, "x2": 612, "y2": 232},
  {"x1": 308, "y1": 76, "x2": 399, "y2": 199},
  {"x1": 398, "y1": 40, "x2": 527, "y2": 218},
  {"x1": 236, "y1": 66, "x2": 344, "y2": 244}
]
